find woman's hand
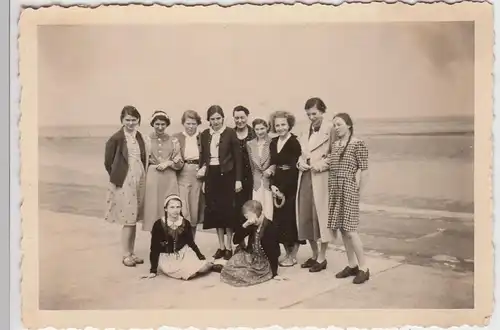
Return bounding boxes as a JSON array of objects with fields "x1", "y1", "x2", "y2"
[
  {"x1": 263, "y1": 168, "x2": 274, "y2": 178},
  {"x1": 297, "y1": 158, "x2": 311, "y2": 172},
  {"x1": 310, "y1": 163, "x2": 322, "y2": 172},
  {"x1": 271, "y1": 185, "x2": 281, "y2": 197},
  {"x1": 235, "y1": 180, "x2": 243, "y2": 193},
  {"x1": 157, "y1": 160, "x2": 173, "y2": 171},
  {"x1": 196, "y1": 166, "x2": 207, "y2": 178},
  {"x1": 311, "y1": 158, "x2": 328, "y2": 173},
  {"x1": 242, "y1": 216, "x2": 257, "y2": 228},
  {"x1": 141, "y1": 273, "x2": 157, "y2": 279}
]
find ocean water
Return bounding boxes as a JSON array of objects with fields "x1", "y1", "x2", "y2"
[
  {"x1": 39, "y1": 116, "x2": 474, "y2": 162},
  {"x1": 38, "y1": 116, "x2": 474, "y2": 213}
]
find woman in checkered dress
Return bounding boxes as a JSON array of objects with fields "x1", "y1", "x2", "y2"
[{"x1": 327, "y1": 113, "x2": 370, "y2": 284}]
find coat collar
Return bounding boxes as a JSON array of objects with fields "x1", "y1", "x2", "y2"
[{"x1": 301, "y1": 120, "x2": 332, "y2": 153}]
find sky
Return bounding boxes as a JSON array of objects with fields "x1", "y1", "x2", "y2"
[{"x1": 37, "y1": 22, "x2": 474, "y2": 127}]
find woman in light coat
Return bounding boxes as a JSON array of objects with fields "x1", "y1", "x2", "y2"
[{"x1": 296, "y1": 97, "x2": 336, "y2": 273}]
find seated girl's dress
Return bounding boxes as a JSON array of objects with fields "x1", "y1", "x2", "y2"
[
  {"x1": 149, "y1": 217, "x2": 209, "y2": 280},
  {"x1": 221, "y1": 218, "x2": 281, "y2": 287}
]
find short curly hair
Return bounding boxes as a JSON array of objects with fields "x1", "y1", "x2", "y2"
[
  {"x1": 181, "y1": 110, "x2": 202, "y2": 125},
  {"x1": 268, "y1": 111, "x2": 296, "y2": 134}
]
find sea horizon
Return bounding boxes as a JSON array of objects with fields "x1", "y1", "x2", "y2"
[{"x1": 39, "y1": 114, "x2": 474, "y2": 138}]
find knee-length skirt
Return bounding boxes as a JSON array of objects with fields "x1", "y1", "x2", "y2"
[
  {"x1": 104, "y1": 158, "x2": 146, "y2": 226},
  {"x1": 203, "y1": 165, "x2": 237, "y2": 230}
]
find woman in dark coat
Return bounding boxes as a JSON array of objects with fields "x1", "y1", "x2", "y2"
[
  {"x1": 198, "y1": 105, "x2": 243, "y2": 261},
  {"x1": 232, "y1": 106, "x2": 256, "y2": 230},
  {"x1": 265, "y1": 111, "x2": 304, "y2": 267},
  {"x1": 217, "y1": 200, "x2": 285, "y2": 286},
  {"x1": 104, "y1": 105, "x2": 148, "y2": 267}
]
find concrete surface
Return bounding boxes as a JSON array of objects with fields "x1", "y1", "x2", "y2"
[{"x1": 39, "y1": 210, "x2": 474, "y2": 310}]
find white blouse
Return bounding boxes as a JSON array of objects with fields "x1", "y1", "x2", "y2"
[
  {"x1": 183, "y1": 131, "x2": 199, "y2": 161},
  {"x1": 209, "y1": 125, "x2": 226, "y2": 165}
]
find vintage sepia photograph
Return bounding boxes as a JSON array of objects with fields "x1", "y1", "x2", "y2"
[{"x1": 19, "y1": 3, "x2": 493, "y2": 329}]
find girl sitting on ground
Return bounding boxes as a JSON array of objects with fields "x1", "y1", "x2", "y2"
[
  {"x1": 214, "y1": 200, "x2": 286, "y2": 287},
  {"x1": 142, "y1": 194, "x2": 214, "y2": 280}
]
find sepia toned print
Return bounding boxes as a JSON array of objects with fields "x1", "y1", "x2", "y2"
[{"x1": 19, "y1": 3, "x2": 493, "y2": 329}]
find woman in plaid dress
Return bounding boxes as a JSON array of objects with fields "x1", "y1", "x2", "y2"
[{"x1": 327, "y1": 113, "x2": 370, "y2": 284}]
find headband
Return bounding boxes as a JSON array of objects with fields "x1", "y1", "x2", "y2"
[
  {"x1": 164, "y1": 194, "x2": 182, "y2": 208},
  {"x1": 150, "y1": 110, "x2": 170, "y2": 124}
]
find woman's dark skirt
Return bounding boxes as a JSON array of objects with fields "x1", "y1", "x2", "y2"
[
  {"x1": 273, "y1": 190, "x2": 306, "y2": 246},
  {"x1": 203, "y1": 165, "x2": 237, "y2": 230}
]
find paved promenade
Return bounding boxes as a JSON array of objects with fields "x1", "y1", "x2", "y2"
[{"x1": 39, "y1": 209, "x2": 473, "y2": 310}]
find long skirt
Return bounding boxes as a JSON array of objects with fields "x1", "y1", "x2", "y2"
[
  {"x1": 177, "y1": 163, "x2": 204, "y2": 226},
  {"x1": 159, "y1": 246, "x2": 211, "y2": 280},
  {"x1": 221, "y1": 249, "x2": 273, "y2": 287},
  {"x1": 142, "y1": 165, "x2": 179, "y2": 232},
  {"x1": 297, "y1": 171, "x2": 321, "y2": 241},
  {"x1": 105, "y1": 158, "x2": 146, "y2": 226},
  {"x1": 203, "y1": 165, "x2": 237, "y2": 230}
]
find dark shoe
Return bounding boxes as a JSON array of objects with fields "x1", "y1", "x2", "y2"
[
  {"x1": 335, "y1": 265, "x2": 359, "y2": 278},
  {"x1": 353, "y1": 269, "x2": 370, "y2": 284},
  {"x1": 301, "y1": 258, "x2": 318, "y2": 269},
  {"x1": 213, "y1": 249, "x2": 226, "y2": 260},
  {"x1": 309, "y1": 260, "x2": 327, "y2": 273},
  {"x1": 212, "y1": 264, "x2": 223, "y2": 273},
  {"x1": 224, "y1": 249, "x2": 233, "y2": 260}
]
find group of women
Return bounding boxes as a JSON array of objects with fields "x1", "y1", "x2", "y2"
[{"x1": 103, "y1": 97, "x2": 370, "y2": 287}]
